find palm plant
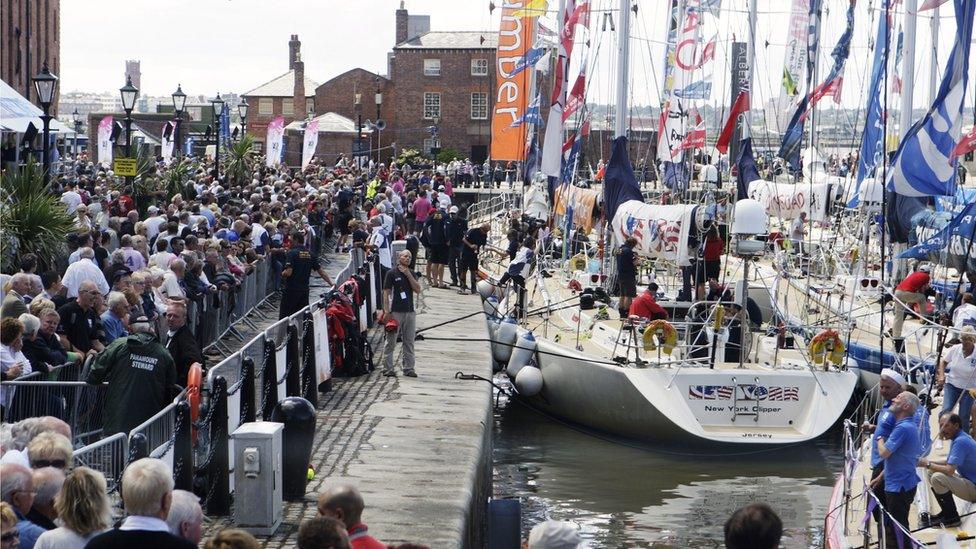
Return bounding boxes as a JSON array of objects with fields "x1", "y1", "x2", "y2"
[
  {"x1": 0, "y1": 160, "x2": 77, "y2": 273},
  {"x1": 226, "y1": 134, "x2": 255, "y2": 187}
]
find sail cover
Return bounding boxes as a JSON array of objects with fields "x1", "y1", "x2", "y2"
[
  {"x1": 602, "y1": 136, "x2": 644, "y2": 222},
  {"x1": 747, "y1": 181, "x2": 832, "y2": 222},
  {"x1": 901, "y1": 200, "x2": 976, "y2": 272}
]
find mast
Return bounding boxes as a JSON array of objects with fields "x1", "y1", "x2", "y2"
[
  {"x1": 929, "y1": 4, "x2": 939, "y2": 104},
  {"x1": 892, "y1": 0, "x2": 918, "y2": 280},
  {"x1": 613, "y1": 0, "x2": 630, "y2": 138},
  {"x1": 743, "y1": 0, "x2": 759, "y2": 138}
]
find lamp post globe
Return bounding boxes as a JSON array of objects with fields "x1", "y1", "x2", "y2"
[
  {"x1": 71, "y1": 108, "x2": 81, "y2": 159},
  {"x1": 32, "y1": 62, "x2": 58, "y2": 186}
]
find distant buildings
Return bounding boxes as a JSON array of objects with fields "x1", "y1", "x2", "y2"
[{"x1": 1, "y1": 0, "x2": 61, "y2": 110}]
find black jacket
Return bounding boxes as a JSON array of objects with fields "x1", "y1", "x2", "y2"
[
  {"x1": 165, "y1": 325, "x2": 204, "y2": 384},
  {"x1": 86, "y1": 529, "x2": 196, "y2": 549},
  {"x1": 21, "y1": 337, "x2": 59, "y2": 373}
]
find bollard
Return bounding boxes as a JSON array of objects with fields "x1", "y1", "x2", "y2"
[
  {"x1": 269, "y1": 397, "x2": 316, "y2": 500},
  {"x1": 261, "y1": 339, "x2": 279, "y2": 421},
  {"x1": 285, "y1": 325, "x2": 301, "y2": 398},
  {"x1": 241, "y1": 357, "x2": 257, "y2": 424},
  {"x1": 300, "y1": 315, "x2": 319, "y2": 407},
  {"x1": 128, "y1": 433, "x2": 149, "y2": 463},
  {"x1": 173, "y1": 400, "x2": 193, "y2": 491},
  {"x1": 488, "y1": 498, "x2": 522, "y2": 549},
  {"x1": 207, "y1": 376, "x2": 231, "y2": 515}
]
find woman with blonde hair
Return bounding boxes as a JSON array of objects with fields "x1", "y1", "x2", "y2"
[
  {"x1": 0, "y1": 501, "x2": 19, "y2": 549},
  {"x1": 34, "y1": 467, "x2": 112, "y2": 548},
  {"x1": 204, "y1": 528, "x2": 261, "y2": 549}
]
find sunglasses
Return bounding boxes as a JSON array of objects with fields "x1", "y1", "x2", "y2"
[
  {"x1": 31, "y1": 459, "x2": 67, "y2": 469},
  {"x1": 1, "y1": 531, "x2": 19, "y2": 541},
  {"x1": 860, "y1": 278, "x2": 880, "y2": 289}
]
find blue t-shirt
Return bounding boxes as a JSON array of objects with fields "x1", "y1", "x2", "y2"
[
  {"x1": 99, "y1": 311, "x2": 127, "y2": 346},
  {"x1": 871, "y1": 401, "x2": 894, "y2": 468},
  {"x1": 949, "y1": 430, "x2": 976, "y2": 484},
  {"x1": 883, "y1": 417, "x2": 921, "y2": 492}
]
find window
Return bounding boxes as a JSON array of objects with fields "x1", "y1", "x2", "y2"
[
  {"x1": 306, "y1": 98, "x2": 315, "y2": 117},
  {"x1": 282, "y1": 99, "x2": 294, "y2": 117},
  {"x1": 423, "y1": 137, "x2": 442, "y2": 154},
  {"x1": 470, "y1": 93, "x2": 488, "y2": 120},
  {"x1": 423, "y1": 93, "x2": 441, "y2": 119},
  {"x1": 258, "y1": 98, "x2": 273, "y2": 115},
  {"x1": 471, "y1": 59, "x2": 489, "y2": 76},
  {"x1": 424, "y1": 59, "x2": 441, "y2": 76},
  {"x1": 253, "y1": 141, "x2": 264, "y2": 153}
]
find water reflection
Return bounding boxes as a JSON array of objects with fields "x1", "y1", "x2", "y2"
[{"x1": 493, "y1": 398, "x2": 845, "y2": 548}]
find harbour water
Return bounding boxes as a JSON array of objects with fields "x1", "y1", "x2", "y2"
[{"x1": 492, "y1": 395, "x2": 846, "y2": 548}]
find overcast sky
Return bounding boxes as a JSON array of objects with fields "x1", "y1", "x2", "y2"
[{"x1": 60, "y1": 0, "x2": 969, "y2": 116}]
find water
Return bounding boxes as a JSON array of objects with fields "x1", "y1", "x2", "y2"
[{"x1": 492, "y1": 396, "x2": 846, "y2": 548}]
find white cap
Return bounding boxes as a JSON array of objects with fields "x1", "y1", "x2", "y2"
[
  {"x1": 880, "y1": 368, "x2": 907, "y2": 388},
  {"x1": 919, "y1": 264, "x2": 932, "y2": 273},
  {"x1": 528, "y1": 521, "x2": 585, "y2": 549},
  {"x1": 449, "y1": 205, "x2": 459, "y2": 214},
  {"x1": 147, "y1": 205, "x2": 159, "y2": 214}
]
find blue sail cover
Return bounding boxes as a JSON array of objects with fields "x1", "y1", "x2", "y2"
[
  {"x1": 901, "y1": 200, "x2": 976, "y2": 271},
  {"x1": 602, "y1": 136, "x2": 644, "y2": 221},
  {"x1": 885, "y1": 193, "x2": 927, "y2": 244},
  {"x1": 735, "y1": 137, "x2": 761, "y2": 201}
]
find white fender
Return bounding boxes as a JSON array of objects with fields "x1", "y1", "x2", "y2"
[
  {"x1": 493, "y1": 317, "x2": 518, "y2": 364},
  {"x1": 507, "y1": 331, "x2": 537, "y2": 378},
  {"x1": 514, "y1": 366, "x2": 544, "y2": 396},
  {"x1": 483, "y1": 295, "x2": 501, "y2": 318},
  {"x1": 477, "y1": 279, "x2": 502, "y2": 300}
]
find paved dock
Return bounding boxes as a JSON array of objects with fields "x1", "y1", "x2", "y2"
[{"x1": 205, "y1": 255, "x2": 494, "y2": 548}]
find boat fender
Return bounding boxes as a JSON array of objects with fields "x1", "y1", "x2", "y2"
[
  {"x1": 477, "y1": 279, "x2": 500, "y2": 300},
  {"x1": 507, "y1": 331, "x2": 537, "y2": 378},
  {"x1": 483, "y1": 295, "x2": 501, "y2": 319},
  {"x1": 810, "y1": 329, "x2": 845, "y2": 365},
  {"x1": 493, "y1": 316, "x2": 519, "y2": 364},
  {"x1": 643, "y1": 320, "x2": 678, "y2": 354},
  {"x1": 514, "y1": 366, "x2": 544, "y2": 396}
]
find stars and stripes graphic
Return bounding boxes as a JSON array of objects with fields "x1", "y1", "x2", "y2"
[{"x1": 688, "y1": 385, "x2": 799, "y2": 401}]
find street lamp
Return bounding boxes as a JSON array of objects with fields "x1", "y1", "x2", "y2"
[
  {"x1": 374, "y1": 79, "x2": 383, "y2": 165},
  {"x1": 120, "y1": 75, "x2": 139, "y2": 193},
  {"x1": 238, "y1": 98, "x2": 249, "y2": 139},
  {"x1": 71, "y1": 108, "x2": 81, "y2": 159},
  {"x1": 172, "y1": 84, "x2": 187, "y2": 158},
  {"x1": 211, "y1": 93, "x2": 224, "y2": 181},
  {"x1": 32, "y1": 62, "x2": 58, "y2": 186}
]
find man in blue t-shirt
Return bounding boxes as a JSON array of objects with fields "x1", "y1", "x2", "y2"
[
  {"x1": 919, "y1": 413, "x2": 976, "y2": 527},
  {"x1": 876, "y1": 391, "x2": 921, "y2": 547},
  {"x1": 864, "y1": 369, "x2": 907, "y2": 532}
]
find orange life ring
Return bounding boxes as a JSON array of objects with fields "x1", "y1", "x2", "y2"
[
  {"x1": 187, "y1": 363, "x2": 202, "y2": 442},
  {"x1": 643, "y1": 320, "x2": 678, "y2": 354},
  {"x1": 809, "y1": 330, "x2": 845, "y2": 365}
]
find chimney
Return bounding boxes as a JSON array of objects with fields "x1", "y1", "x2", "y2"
[
  {"x1": 395, "y1": 2, "x2": 409, "y2": 45},
  {"x1": 289, "y1": 34, "x2": 301, "y2": 70},
  {"x1": 293, "y1": 57, "x2": 306, "y2": 121}
]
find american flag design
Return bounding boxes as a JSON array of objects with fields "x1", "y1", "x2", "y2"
[{"x1": 688, "y1": 385, "x2": 799, "y2": 401}]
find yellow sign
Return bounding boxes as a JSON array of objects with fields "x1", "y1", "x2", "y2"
[{"x1": 114, "y1": 158, "x2": 137, "y2": 177}]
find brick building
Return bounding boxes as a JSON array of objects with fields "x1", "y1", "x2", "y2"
[
  {"x1": 242, "y1": 35, "x2": 318, "y2": 154},
  {"x1": 283, "y1": 112, "x2": 372, "y2": 167},
  {"x1": 1, "y1": 0, "x2": 61, "y2": 111},
  {"x1": 313, "y1": 68, "x2": 391, "y2": 160}
]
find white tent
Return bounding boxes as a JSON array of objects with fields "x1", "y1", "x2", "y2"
[{"x1": 1, "y1": 78, "x2": 75, "y2": 134}]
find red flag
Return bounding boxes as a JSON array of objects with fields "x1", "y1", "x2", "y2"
[
  {"x1": 679, "y1": 110, "x2": 706, "y2": 151},
  {"x1": 951, "y1": 126, "x2": 976, "y2": 161},
  {"x1": 716, "y1": 91, "x2": 750, "y2": 154},
  {"x1": 562, "y1": 70, "x2": 587, "y2": 122}
]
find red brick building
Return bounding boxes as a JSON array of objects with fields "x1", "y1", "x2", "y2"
[
  {"x1": 242, "y1": 35, "x2": 318, "y2": 155},
  {"x1": 1, "y1": 0, "x2": 61, "y2": 111}
]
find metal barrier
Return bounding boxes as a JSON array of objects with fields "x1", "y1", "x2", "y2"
[
  {"x1": 0, "y1": 380, "x2": 107, "y2": 446},
  {"x1": 127, "y1": 389, "x2": 188, "y2": 474},
  {"x1": 73, "y1": 432, "x2": 128, "y2": 493}
]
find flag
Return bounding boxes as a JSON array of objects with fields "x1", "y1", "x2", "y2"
[
  {"x1": 523, "y1": 133, "x2": 540, "y2": 185},
  {"x1": 509, "y1": 94, "x2": 543, "y2": 127},
  {"x1": 779, "y1": 0, "x2": 854, "y2": 171},
  {"x1": 735, "y1": 137, "x2": 761, "y2": 201},
  {"x1": 920, "y1": 0, "x2": 952, "y2": 10},
  {"x1": 220, "y1": 104, "x2": 231, "y2": 145},
  {"x1": 851, "y1": 0, "x2": 892, "y2": 207},
  {"x1": 302, "y1": 119, "x2": 319, "y2": 169},
  {"x1": 510, "y1": 47, "x2": 546, "y2": 77},
  {"x1": 512, "y1": 0, "x2": 547, "y2": 18},
  {"x1": 679, "y1": 110, "x2": 705, "y2": 150},
  {"x1": 562, "y1": 68, "x2": 587, "y2": 122},
  {"x1": 265, "y1": 116, "x2": 285, "y2": 167},
  {"x1": 777, "y1": 0, "x2": 811, "y2": 130},
  {"x1": 561, "y1": 131, "x2": 581, "y2": 186},
  {"x1": 161, "y1": 121, "x2": 175, "y2": 164},
  {"x1": 901, "y1": 200, "x2": 976, "y2": 261},
  {"x1": 716, "y1": 91, "x2": 750, "y2": 154},
  {"x1": 97, "y1": 116, "x2": 113, "y2": 165},
  {"x1": 951, "y1": 125, "x2": 976, "y2": 160},
  {"x1": 491, "y1": 1, "x2": 537, "y2": 160},
  {"x1": 535, "y1": 50, "x2": 552, "y2": 74},
  {"x1": 887, "y1": 0, "x2": 976, "y2": 197},
  {"x1": 540, "y1": 104, "x2": 563, "y2": 176}
]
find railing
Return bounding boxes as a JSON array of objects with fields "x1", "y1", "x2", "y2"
[
  {"x1": 0, "y1": 380, "x2": 107, "y2": 446},
  {"x1": 73, "y1": 432, "x2": 128, "y2": 494}
]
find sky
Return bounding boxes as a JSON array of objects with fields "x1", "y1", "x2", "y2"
[{"x1": 60, "y1": 0, "x2": 970, "y2": 116}]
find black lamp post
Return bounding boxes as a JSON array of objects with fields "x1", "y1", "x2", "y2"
[
  {"x1": 71, "y1": 108, "x2": 81, "y2": 159},
  {"x1": 211, "y1": 93, "x2": 224, "y2": 181},
  {"x1": 172, "y1": 84, "x2": 187, "y2": 158},
  {"x1": 32, "y1": 62, "x2": 57, "y2": 185},
  {"x1": 120, "y1": 75, "x2": 138, "y2": 206},
  {"x1": 238, "y1": 98, "x2": 249, "y2": 139}
]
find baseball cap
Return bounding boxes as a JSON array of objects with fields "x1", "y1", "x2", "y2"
[
  {"x1": 449, "y1": 206, "x2": 459, "y2": 214},
  {"x1": 527, "y1": 521, "x2": 585, "y2": 549},
  {"x1": 919, "y1": 264, "x2": 931, "y2": 272}
]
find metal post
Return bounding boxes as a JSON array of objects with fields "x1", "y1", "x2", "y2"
[
  {"x1": 214, "y1": 115, "x2": 220, "y2": 181},
  {"x1": 41, "y1": 106, "x2": 51, "y2": 186},
  {"x1": 301, "y1": 314, "x2": 319, "y2": 406},
  {"x1": 173, "y1": 400, "x2": 193, "y2": 490},
  {"x1": 73, "y1": 121, "x2": 81, "y2": 159},
  {"x1": 286, "y1": 324, "x2": 301, "y2": 398},
  {"x1": 173, "y1": 111, "x2": 182, "y2": 159},
  {"x1": 241, "y1": 357, "x2": 257, "y2": 424},
  {"x1": 207, "y1": 376, "x2": 231, "y2": 515},
  {"x1": 262, "y1": 340, "x2": 279, "y2": 420},
  {"x1": 124, "y1": 112, "x2": 133, "y2": 190}
]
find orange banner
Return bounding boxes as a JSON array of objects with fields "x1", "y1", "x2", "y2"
[{"x1": 490, "y1": 2, "x2": 537, "y2": 161}]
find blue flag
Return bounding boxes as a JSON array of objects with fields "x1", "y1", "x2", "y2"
[
  {"x1": 887, "y1": 0, "x2": 976, "y2": 197},
  {"x1": 510, "y1": 47, "x2": 546, "y2": 78},
  {"x1": 220, "y1": 104, "x2": 231, "y2": 145},
  {"x1": 851, "y1": 1, "x2": 891, "y2": 207},
  {"x1": 901, "y1": 200, "x2": 976, "y2": 271},
  {"x1": 561, "y1": 132, "x2": 581, "y2": 186},
  {"x1": 510, "y1": 94, "x2": 543, "y2": 128}
]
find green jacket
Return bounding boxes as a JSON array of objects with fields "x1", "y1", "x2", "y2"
[{"x1": 87, "y1": 332, "x2": 177, "y2": 436}]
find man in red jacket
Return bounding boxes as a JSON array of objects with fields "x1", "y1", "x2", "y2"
[
  {"x1": 893, "y1": 265, "x2": 931, "y2": 338},
  {"x1": 630, "y1": 283, "x2": 668, "y2": 321},
  {"x1": 317, "y1": 484, "x2": 385, "y2": 549}
]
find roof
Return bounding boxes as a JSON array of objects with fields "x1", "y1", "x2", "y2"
[
  {"x1": 395, "y1": 31, "x2": 496, "y2": 50},
  {"x1": 243, "y1": 70, "x2": 319, "y2": 98},
  {"x1": 0, "y1": 78, "x2": 75, "y2": 134},
  {"x1": 284, "y1": 112, "x2": 372, "y2": 134}
]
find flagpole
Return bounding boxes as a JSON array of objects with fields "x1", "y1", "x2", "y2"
[
  {"x1": 893, "y1": 0, "x2": 918, "y2": 280},
  {"x1": 743, "y1": 0, "x2": 758, "y2": 139},
  {"x1": 929, "y1": 4, "x2": 939, "y2": 104}
]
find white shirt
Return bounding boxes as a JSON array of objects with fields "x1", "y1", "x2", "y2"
[
  {"x1": 60, "y1": 191, "x2": 82, "y2": 214},
  {"x1": 954, "y1": 303, "x2": 976, "y2": 331},
  {"x1": 62, "y1": 258, "x2": 109, "y2": 298},
  {"x1": 251, "y1": 223, "x2": 268, "y2": 248},
  {"x1": 144, "y1": 216, "x2": 167, "y2": 240},
  {"x1": 160, "y1": 271, "x2": 185, "y2": 300},
  {"x1": 437, "y1": 193, "x2": 452, "y2": 210},
  {"x1": 790, "y1": 217, "x2": 805, "y2": 241},
  {"x1": 701, "y1": 164, "x2": 718, "y2": 183},
  {"x1": 119, "y1": 515, "x2": 170, "y2": 532},
  {"x1": 35, "y1": 527, "x2": 105, "y2": 549},
  {"x1": 368, "y1": 229, "x2": 392, "y2": 268},
  {"x1": 1, "y1": 343, "x2": 32, "y2": 409},
  {"x1": 150, "y1": 251, "x2": 176, "y2": 270},
  {"x1": 945, "y1": 343, "x2": 976, "y2": 389}
]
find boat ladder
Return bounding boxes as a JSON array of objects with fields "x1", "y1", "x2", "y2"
[{"x1": 730, "y1": 376, "x2": 762, "y2": 423}]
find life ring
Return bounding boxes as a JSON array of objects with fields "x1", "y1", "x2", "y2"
[
  {"x1": 809, "y1": 329, "x2": 845, "y2": 365},
  {"x1": 187, "y1": 363, "x2": 202, "y2": 442},
  {"x1": 569, "y1": 253, "x2": 587, "y2": 272},
  {"x1": 643, "y1": 320, "x2": 678, "y2": 354}
]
